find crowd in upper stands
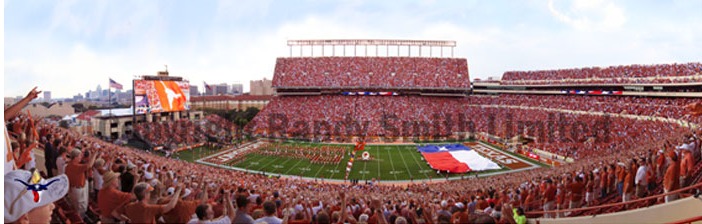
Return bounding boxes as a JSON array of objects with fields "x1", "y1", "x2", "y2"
[
  {"x1": 246, "y1": 94, "x2": 699, "y2": 160},
  {"x1": 134, "y1": 115, "x2": 234, "y2": 150},
  {"x1": 5, "y1": 87, "x2": 702, "y2": 224},
  {"x1": 501, "y1": 62, "x2": 702, "y2": 85},
  {"x1": 272, "y1": 57, "x2": 470, "y2": 89}
]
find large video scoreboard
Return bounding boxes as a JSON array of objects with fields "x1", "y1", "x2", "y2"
[{"x1": 134, "y1": 80, "x2": 190, "y2": 114}]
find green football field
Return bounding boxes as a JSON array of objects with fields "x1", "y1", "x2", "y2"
[
  {"x1": 172, "y1": 146, "x2": 222, "y2": 162},
  {"x1": 220, "y1": 142, "x2": 508, "y2": 181}
]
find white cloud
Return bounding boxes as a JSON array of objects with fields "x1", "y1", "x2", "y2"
[
  {"x1": 548, "y1": 0, "x2": 626, "y2": 31},
  {"x1": 4, "y1": 1, "x2": 701, "y2": 98}
]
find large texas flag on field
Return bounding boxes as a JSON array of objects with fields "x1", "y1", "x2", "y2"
[{"x1": 418, "y1": 144, "x2": 500, "y2": 173}]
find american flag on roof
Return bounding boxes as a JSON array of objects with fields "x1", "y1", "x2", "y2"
[{"x1": 109, "y1": 78, "x2": 123, "y2": 90}]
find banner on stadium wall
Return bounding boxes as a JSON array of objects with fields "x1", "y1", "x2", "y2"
[
  {"x1": 342, "y1": 92, "x2": 399, "y2": 96},
  {"x1": 561, "y1": 90, "x2": 623, "y2": 95},
  {"x1": 173, "y1": 142, "x2": 205, "y2": 152}
]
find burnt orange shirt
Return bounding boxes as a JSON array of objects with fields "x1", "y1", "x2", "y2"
[
  {"x1": 624, "y1": 171, "x2": 634, "y2": 193},
  {"x1": 123, "y1": 202, "x2": 166, "y2": 224},
  {"x1": 681, "y1": 151, "x2": 693, "y2": 177},
  {"x1": 657, "y1": 155, "x2": 665, "y2": 170},
  {"x1": 65, "y1": 162, "x2": 89, "y2": 188},
  {"x1": 616, "y1": 167, "x2": 626, "y2": 182},
  {"x1": 161, "y1": 199, "x2": 200, "y2": 224},
  {"x1": 544, "y1": 185, "x2": 557, "y2": 202},
  {"x1": 567, "y1": 182, "x2": 585, "y2": 202},
  {"x1": 664, "y1": 161, "x2": 680, "y2": 192},
  {"x1": 97, "y1": 187, "x2": 133, "y2": 217},
  {"x1": 600, "y1": 171, "x2": 608, "y2": 188}
]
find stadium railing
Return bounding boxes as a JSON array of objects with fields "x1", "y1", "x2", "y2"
[
  {"x1": 524, "y1": 181, "x2": 702, "y2": 219},
  {"x1": 667, "y1": 216, "x2": 702, "y2": 224}
]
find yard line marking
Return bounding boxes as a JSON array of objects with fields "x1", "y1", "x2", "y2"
[
  {"x1": 283, "y1": 157, "x2": 306, "y2": 175},
  {"x1": 406, "y1": 145, "x2": 431, "y2": 179},
  {"x1": 361, "y1": 155, "x2": 368, "y2": 180},
  {"x1": 396, "y1": 145, "x2": 413, "y2": 179},
  {"x1": 329, "y1": 147, "x2": 349, "y2": 179},
  {"x1": 385, "y1": 146, "x2": 398, "y2": 179},
  {"x1": 259, "y1": 154, "x2": 285, "y2": 172},
  {"x1": 376, "y1": 146, "x2": 382, "y2": 180}
]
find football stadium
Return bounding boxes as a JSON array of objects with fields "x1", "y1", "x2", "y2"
[{"x1": 5, "y1": 2, "x2": 702, "y2": 224}]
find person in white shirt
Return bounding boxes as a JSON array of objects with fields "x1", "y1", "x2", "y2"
[
  {"x1": 56, "y1": 148, "x2": 69, "y2": 175},
  {"x1": 635, "y1": 159, "x2": 648, "y2": 198},
  {"x1": 92, "y1": 158, "x2": 107, "y2": 194}
]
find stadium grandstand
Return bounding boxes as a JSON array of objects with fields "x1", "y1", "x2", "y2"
[{"x1": 4, "y1": 39, "x2": 702, "y2": 224}]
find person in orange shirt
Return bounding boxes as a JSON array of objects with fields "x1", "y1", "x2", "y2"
[
  {"x1": 97, "y1": 171, "x2": 134, "y2": 223},
  {"x1": 608, "y1": 164, "x2": 616, "y2": 197},
  {"x1": 585, "y1": 172, "x2": 595, "y2": 207},
  {"x1": 656, "y1": 150, "x2": 666, "y2": 179},
  {"x1": 542, "y1": 179, "x2": 557, "y2": 219},
  {"x1": 160, "y1": 183, "x2": 208, "y2": 223},
  {"x1": 616, "y1": 163, "x2": 626, "y2": 196},
  {"x1": 65, "y1": 148, "x2": 99, "y2": 217},
  {"x1": 680, "y1": 149, "x2": 693, "y2": 188},
  {"x1": 599, "y1": 166, "x2": 609, "y2": 199},
  {"x1": 567, "y1": 175, "x2": 585, "y2": 210},
  {"x1": 663, "y1": 151, "x2": 681, "y2": 203},
  {"x1": 646, "y1": 158, "x2": 657, "y2": 193},
  {"x1": 115, "y1": 182, "x2": 183, "y2": 224},
  {"x1": 523, "y1": 189, "x2": 534, "y2": 212}
]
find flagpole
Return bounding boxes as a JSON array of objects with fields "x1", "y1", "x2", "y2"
[{"x1": 108, "y1": 82, "x2": 113, "y2": 141}]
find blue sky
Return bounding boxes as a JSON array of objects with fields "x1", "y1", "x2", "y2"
[{"x1": 4, "y1": 0, "x2": 702, "y2": 98}]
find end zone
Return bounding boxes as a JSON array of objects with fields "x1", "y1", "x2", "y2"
[{"x1": 465, "y1": 142, "x2": 541, "y2": 172}]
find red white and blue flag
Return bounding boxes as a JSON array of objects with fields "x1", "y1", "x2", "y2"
[
  {"x1": 418, "y1": 144, "x2": 500, "y2": 173},
  {"x1": 204, "y1": 81, "x2": 213, "y2": 90},
  {"x1": 109, "y1": 78, "x2": 123, "y2": 90}
]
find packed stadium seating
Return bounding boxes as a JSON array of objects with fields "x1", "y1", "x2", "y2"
[
  {"x1": 246, "y1": 94, "x2": 696, "y2": 160},
  {"x1": 6, "y1": 56, "x2": 702, "y2": 223},
  {"x1": 272, "y1": 57, "x2": 470, "y2": 89},
  {"x1": 134, "y1": 115, "x2": 233, "y2": 149},
  {"x1": 501, "y1": 62, "x2": 702, "y2": 85},
  {"x1": 8, "y1": 112, "x2": 699, "y2": 223}
]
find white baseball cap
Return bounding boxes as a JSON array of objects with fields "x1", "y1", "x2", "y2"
[
  {"x1": 4, "y1": 170, "x2": 69, "y2": 222},
  {"x1": 167, "y1": 187, "x2": 175, "y2": 196},
  {"x1": 455, "y1": 202, "x2": 465, "y2": 209},
  {"x1": 181, "y1": 188, "x2": 192, "y2": 198}
]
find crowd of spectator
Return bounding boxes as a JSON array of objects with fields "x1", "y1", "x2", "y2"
[
  {"x1": 246, "y1": 94, "x2": 698, "y2": 161},
  {"x1": 272, "y1": 57, "x2": 470, "y2": 89},
  {"x1": 134, "y1": 115, "x2": 234, "y2": 150},
  {"x1": 501, "y1": 62, "x2": 702, "y2": 85},
  {"x1": 475, "y1": 94, "x2": 702, "y2": 124},
  {"x1": 6, "y1": 108, "x2": 702, "y2": 223},
  {"x1": 5, "y1": 87, "x2": 702, "y2": 224}
]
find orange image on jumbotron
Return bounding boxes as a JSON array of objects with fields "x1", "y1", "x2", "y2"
[
  {"x1": 134, "y1": 80, "x2": 190, "y2": 113},
  {"x1": 153, "y1": 81, "x2": 187, "y2": 112}
]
